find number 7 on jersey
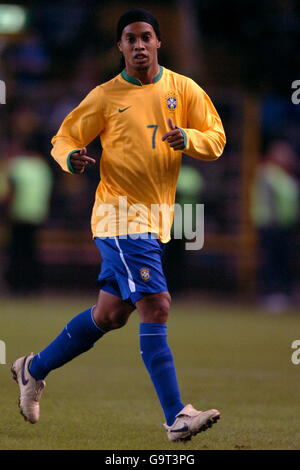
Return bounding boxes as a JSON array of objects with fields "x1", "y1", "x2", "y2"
[{"x1": 147, "y1": 125, "x2": 158, "y2": 149}]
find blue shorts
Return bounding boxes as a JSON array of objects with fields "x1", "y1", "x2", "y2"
[{"x1": 94, "y1": 234, "x2": 168, "y2": 306}]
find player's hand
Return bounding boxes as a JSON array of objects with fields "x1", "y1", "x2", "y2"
[
  {"x1": 162, "y1": 117, "x2": 185, "y2": 150},
  {"x1": 70, "y1": 147, "x2": 96, "y2": 174}
]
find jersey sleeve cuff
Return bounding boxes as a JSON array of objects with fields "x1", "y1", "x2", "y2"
[
  {"x1": 176, "y1": 127, "x2": 187, "y2": 150},
  {"x1": 67, "y1": 149, "x2": 81, "y2": 174}
]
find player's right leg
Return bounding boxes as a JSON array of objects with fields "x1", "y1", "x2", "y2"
[{"x1": 11, "y1": 290, "x2": 135, "y2": 423}]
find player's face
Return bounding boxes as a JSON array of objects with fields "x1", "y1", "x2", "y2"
[{"x1": 118, "y1": 22, "x2": 161, "y2": 72}]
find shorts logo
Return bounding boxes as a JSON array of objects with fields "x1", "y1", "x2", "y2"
[
  {"x1": 140, "y1": 267, "x2": 150, "y2": 281},
  {"x1": 165, "y1": 92, "x2": 177, "y2": 112}
]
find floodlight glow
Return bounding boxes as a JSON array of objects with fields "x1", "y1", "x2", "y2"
[{"x1": 0, "y1": 4, "x2": 27, "y2": 33}]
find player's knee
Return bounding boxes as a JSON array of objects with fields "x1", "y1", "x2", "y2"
[
  {"x1": 93, "y1": 306, "x2": 130, "y2": 331},
  {"x1": 110, "y1": 310, "x2": 129, "y2": 330},
  {"x1": 151, "y1": 307, "x2": 168, "y2": 323},
  {"x1": 153, "y1": 298, "x2": 170, "y2": 323},
  {"x1": 139, "y1": 292, "x2": 171, "y2": 324}
]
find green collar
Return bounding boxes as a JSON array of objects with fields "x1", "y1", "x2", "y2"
[{"x1": 121, "y1": 65, "x2": 163, "y2": 86}]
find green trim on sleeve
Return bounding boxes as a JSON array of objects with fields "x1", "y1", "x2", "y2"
[
  {"x1": 67, "y1": 149, "x2": 81, "y2": 174},
  {"x1": 176, "y1": 127, "x2": 187, "y2": 150}
]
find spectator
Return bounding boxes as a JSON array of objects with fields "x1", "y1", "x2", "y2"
[
  {"x1": 251, "y1": 140, "x2": 299, "y2": 312},
  {"x1": 2, "y1": 136, "x2": 53, "y2": 295},
  {"x1": 164, "y1": 163, "x2": 204, "y2": 296}
]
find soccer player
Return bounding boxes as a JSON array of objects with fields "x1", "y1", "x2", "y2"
[{"x1": 11, "y1": 9, "x2": 226, "y2": 442}]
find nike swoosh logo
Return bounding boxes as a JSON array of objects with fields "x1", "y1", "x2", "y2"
[
  {"x1": 170, "y1": 424, "x2": 189, "y2": 433},
  {"x1": 118, "y1": 106, "x2": 132, "y2": 113},
  {"x1": 21, "y1": 356, "x2": 29, "y2": 386}
]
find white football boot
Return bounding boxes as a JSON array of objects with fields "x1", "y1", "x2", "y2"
[
  {"x1": 163, "y1": 404, "x2": 220, "y2": 442},
  {"x1": 11, "y1": 354, "x2": 46, "y2": 423}
]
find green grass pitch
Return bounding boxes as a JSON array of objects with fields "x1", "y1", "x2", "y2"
[{"x1": 0, "y1": 296, "x2": 299, "y2": 450}]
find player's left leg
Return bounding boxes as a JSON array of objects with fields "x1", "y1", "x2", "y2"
[
  {"x1": 136, "y1": 292, "x2": 185, "y2": 426},
  {"x1": 136, "y1": 292, "x2": 220, "y2": 442}
]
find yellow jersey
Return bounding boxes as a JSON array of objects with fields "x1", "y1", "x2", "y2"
[{"x1": 51, "y1": 66, "x2": 226, "y2": 242}]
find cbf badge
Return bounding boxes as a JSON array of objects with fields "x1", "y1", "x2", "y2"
[
  {"x1": 165, "y1": 92, "x2": 177, "y2": 112},
  {"x1": 140, "y1": 267, "x2": 150, "y2": 281}
]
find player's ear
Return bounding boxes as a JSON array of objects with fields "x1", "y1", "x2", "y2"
[
  {"x1": 117, "y1": 41, "x2": 122, "y2": 53},
  {"x1": 157, "y1": 40, "x2": 161, "y2": 50}
]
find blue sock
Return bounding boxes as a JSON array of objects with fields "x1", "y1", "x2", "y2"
[
  {"x1": 29, "y1": 307, "x2": 106, "y2": 380},
  {"x1": 139, "y1": 322, "x2": 184, "y2": 426}
]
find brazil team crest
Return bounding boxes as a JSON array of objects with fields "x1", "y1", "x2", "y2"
[
  {"x1": 165, "y1": 92, "x2": 177, "y2": 112},
  {"x1": 140, "y1": 267, "x2": 150, "y2": 281}
]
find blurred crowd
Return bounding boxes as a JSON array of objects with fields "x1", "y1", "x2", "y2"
[
  {"x1": 251, "y1": 140, "x2": 299, "y2": 311},
  {"x1": 0, "y1": 0, "x2": 299, "y2": 309}
]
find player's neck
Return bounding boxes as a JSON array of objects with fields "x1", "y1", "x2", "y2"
[{"x1": 125, "y1": 62, "x2": 160, "y2": 85}]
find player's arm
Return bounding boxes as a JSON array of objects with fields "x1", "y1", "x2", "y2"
[
  {"x1": 51, "y1": 86, "x2": 105, "y2": 174},
  {"x1": 162, "y1": 80, "x2": 226, "y2": 161},
  {"x1": 68, "y1": 148, "x2": 96, "y2": 175}
]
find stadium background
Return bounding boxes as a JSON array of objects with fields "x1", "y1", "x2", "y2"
[
  {"x1": 0, "y1": 0, "x2": 300, "y2": 451},
  {"x1": 0, "y1": 0, "x2": 299, "y2": 301}
]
